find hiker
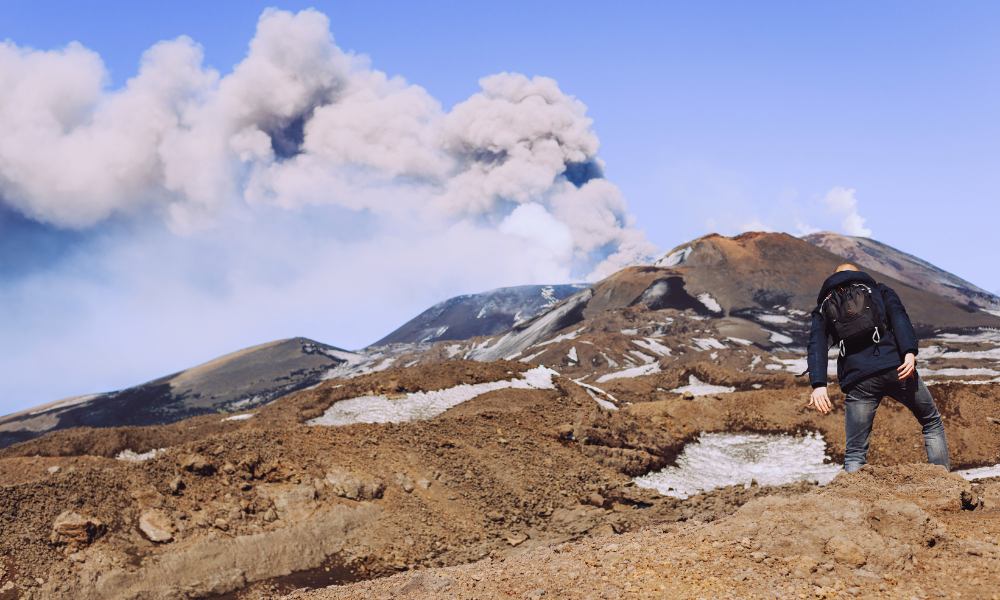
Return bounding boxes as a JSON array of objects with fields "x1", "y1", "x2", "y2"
[{"x1": 805, "y1": 263, "x2": 949, "y2": 472}]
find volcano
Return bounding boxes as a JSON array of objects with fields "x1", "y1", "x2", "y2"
[
  {"x1": 2, "y1": 232, "x2": 998, "y2": 449},
  {"x1": 2, "y1": 232, "x2": 1000, "y2": 599}
]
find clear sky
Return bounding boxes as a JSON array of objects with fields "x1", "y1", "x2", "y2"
[{"x1": 2, "y1": 1, "x2": 998, "y2": 413}]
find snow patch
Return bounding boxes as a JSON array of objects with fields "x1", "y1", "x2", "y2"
[
  {"x1": 316, "y1": 347, "x2": 366, "y2": 363},
  {"x1": 671, "y1": 375, "x2": 735, "y2": 396},
  {"x1": 935, "y1": 330, "x2": 1000, "y2": 344},
  {"x1": 629, "y1": 351, "x2": 656, "y2": 364},
  {"x1": 116, "y1": 448, "x2": 166, "y2": 462},
  {"x1": 308, "y1": 366, "x2": 559, "y2": 426},
  {"x1": 573, "y1": 379, "x2": 621, "y2": 408},
  {"x1": 928, "y1": 347, "x2": 1000, "y2": 361},
  {"x1": 633, "y1": 338, "x2": 672, "y2": 356},
  {"x1": 658, "y1": 246, "x2": 692, "y2": 267},
  {"x1": 223, "y1": 413, "x2": 255, "y2": 422},
  {"x1": 957, "y1": 464, "x2": 1000, "y2": 481},
  {"x1": 767, "y1": 330, "x2": 794, "y2": 344},
  {"x1": 567, "y1": 347, "x2": 578, "y2": 363},
  {"x1": 620, "y1": 328, "x2": 638, "y2": 336},
  {"x1": 776, "y1": 357, "x2": 808, "y2": 374},
  {"x1": 420, "y1": 326, "x2": 449, "y2": 342},
  {"x1": 536, "y1": 327, "x2": 585, "y2": 347},
  {"x1": 920, "y1": 367, "x2": 1000, "y2": 377},
  {"x1": 697, "y1": 293, "x2": 722, "y2": 313},
  {"x1": 757, "y1": 314, "x2": 793, "y2": 325},
  {"x1": 633, "y1": 432, "x2": 840, "y2": 499},
  {"x1": 596, "y1": 363, "x2": 661, "y2": 382},
  {"x1": 470, "y1": 289, "x2": 592, "y2": 361},
  {"x1": 727, "y1": 337, "x2": 753, "y2": 346},
  {"x1": 693, "y1": 337, "x2": 726, "y2": 351}
]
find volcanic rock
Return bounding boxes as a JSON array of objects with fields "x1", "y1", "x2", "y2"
[
  {"x1": 50, "y1": 511, "x2": 105, "y2": 546},
  {"x1": 325, "y1": 468, "x2": 385, "y2": 501},
  {"x1": 180, "y1": 454, "x2": 214, "y2": 475},
  {"x1": 138, "y1": 509, "x2": 174, "y2": 543}
]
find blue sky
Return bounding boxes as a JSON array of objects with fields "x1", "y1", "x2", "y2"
[{"x1": 1, "y1": 1, "x2": 999, "y2": 412}]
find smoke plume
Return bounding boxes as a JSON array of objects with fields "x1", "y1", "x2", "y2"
[
  {"x1": 0, "y1": 8, "x2": 654, "y2": 410},
  {"x1": 0, "y1": 8, "x2": 653, "y2": 276}
]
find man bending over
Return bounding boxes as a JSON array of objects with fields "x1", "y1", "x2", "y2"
[{"x1": 806, "y1": 263, "x2": 949, "y2": 472}]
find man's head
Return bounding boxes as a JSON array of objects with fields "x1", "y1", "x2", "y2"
[{"x1": 835, "y1": 263, "x2": 860, "y2": 273}]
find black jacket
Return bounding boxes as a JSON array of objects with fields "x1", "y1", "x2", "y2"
[{"x1": 807, "y1": 271, "x2": 919, "y2": 391}]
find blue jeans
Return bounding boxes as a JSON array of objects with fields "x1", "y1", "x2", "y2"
[{"x1": 843, "y1": 369, "x2": 950, "y2": 472}]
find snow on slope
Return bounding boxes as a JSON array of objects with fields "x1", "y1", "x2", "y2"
[
  {"x1": 634, "y1": 432, "x2": 840, "y2": 499},
  {"x1": 307, "y1": 366, "x2": 558, "y2": 426}
]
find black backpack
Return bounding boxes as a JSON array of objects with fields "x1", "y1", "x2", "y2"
[{"x1": 819, "y1": 282, "x2": 885, "y2": 356}]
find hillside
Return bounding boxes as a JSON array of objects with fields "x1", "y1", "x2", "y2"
[
  {"x1": 803, "y1": 231, "x2": 1000, "y2": 314},
  {"x1": 373, "y1": 284, "x2": 587, "y2": 346},
  {"x1": 0, "y1": 338, "x2": 361, "y2": 448}
]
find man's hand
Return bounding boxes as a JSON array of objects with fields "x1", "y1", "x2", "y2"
[
  {"x1": 808, "y1": 386, "x2": 832, "y2": 414},
  {"x1": 897, "y1": 352, "x2": 916, "y2": 381}
]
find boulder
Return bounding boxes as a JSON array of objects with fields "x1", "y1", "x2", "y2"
[
  {"x1": 180, "y1": 454, "x2": 215, "y2": 475},
  {"x1": 268, "y1": 483, "x2": 318, "y2": 520},
  {"x1": 50, "y1": 511, "x2": 106, "y2": 546},
  {"x1": 138, "y1": 509, "x2": 175, "y2": 543},
  {"x1": 396, "y1": 473, "x2": 415, "y2": 493},
  {"x1": 325, "y1": 467, "x2": 385, "y2": 500},
  {"x1": 825, "y1": 535, "x2": 867, "y2": 567}
]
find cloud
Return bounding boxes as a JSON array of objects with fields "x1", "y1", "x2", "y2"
[
  {"x1": 739, "y1": 218, "x2": 775, "y2": 233},
  {"x1": 0, "y1": 8, "x2": 654, "y2": 276},
  {"x1": 822, "y1": 186, "x2": 871, "y2": 237},
  {"x1": 700, "y1": 184, "x2": 872, "y2": 240},
  {"x1": 0, "y1": 8, "x2": 656, "y2": 410}
]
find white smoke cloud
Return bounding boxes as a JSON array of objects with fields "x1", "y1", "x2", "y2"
[
  {"x1": 0, "y1": 8, "x2": 657, "y2": 410},
  {"x1": 822, "y1": 186, "x2": 871, "y2": 237},
  {"x1": 0, "y1": 8, "x2": 654, "y2": 277}
]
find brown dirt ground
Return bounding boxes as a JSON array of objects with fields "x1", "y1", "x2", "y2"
[
  {"x1": 1, "y1": 360, "x2": 997, "y2": 599},
  {"x1": 288, "y1": 464, "x2": 1000, "y2": 600}
]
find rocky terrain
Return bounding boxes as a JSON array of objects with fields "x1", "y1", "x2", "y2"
[
  {"x1": 289, "y1": 464, "x2": 1000, "y2": 600},
  {"x1": 1, "y1": 232, "x2": 999, "y2": 599},
  {"x1": 1, "y1": 356, "x2": 998, "y2": 599}
]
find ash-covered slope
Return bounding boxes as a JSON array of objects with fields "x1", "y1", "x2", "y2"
[
  {"x1": 659, "y1": 232, "x2": 1000, "y2": 329},
  {"x1": 461, "y1": 232, "x2": 1000, "y2": 387},
  {"x1": 804, "y1": 231, "x2": 1000, "y2": 315},
  {"x1": 0, "y1": 337, "x2": 360, "y2": 448},
  {"x1": 373, "y1": 284, "x2": 587, "y2": 346}
]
